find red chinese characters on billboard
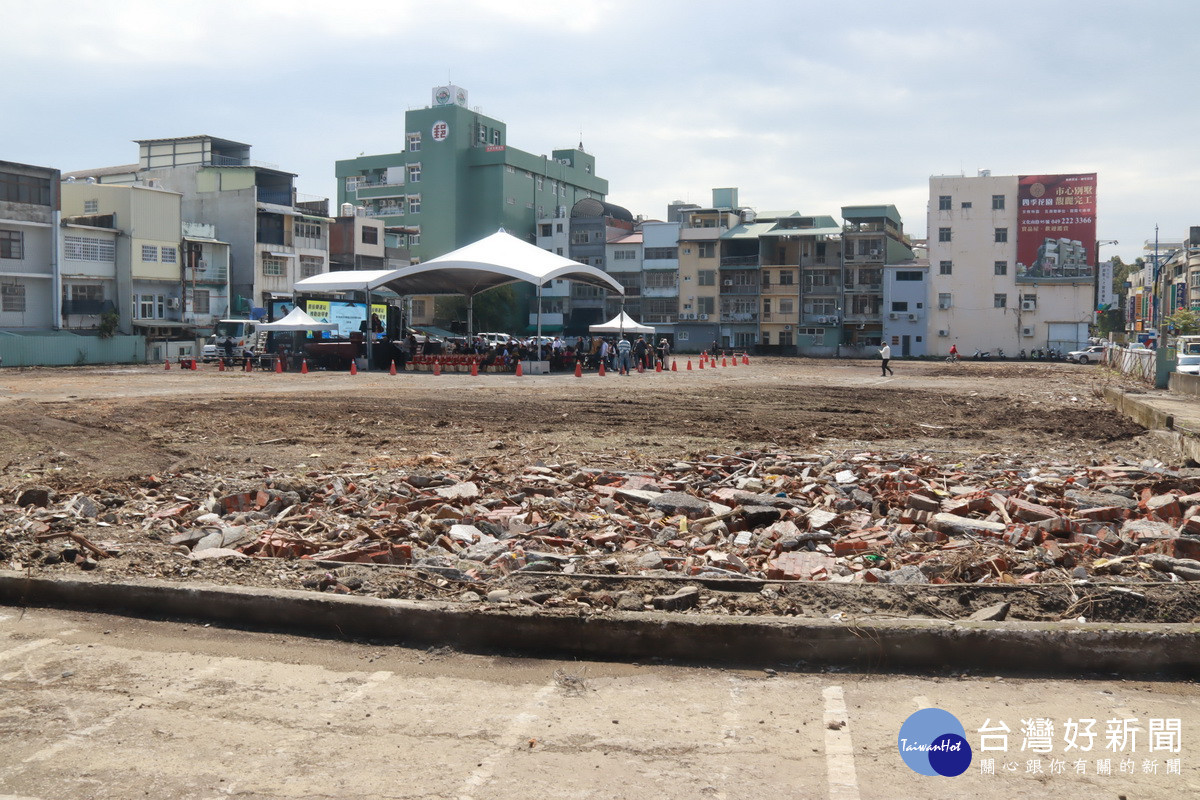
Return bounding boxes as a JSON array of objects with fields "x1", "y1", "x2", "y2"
[{"x1": 1016, "y1": 173, "x2": 1096, "y2": 283}]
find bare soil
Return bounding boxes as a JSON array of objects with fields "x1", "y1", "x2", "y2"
[{"x1": 3, "y1": 357, "x2": 1197, "y2": 625}]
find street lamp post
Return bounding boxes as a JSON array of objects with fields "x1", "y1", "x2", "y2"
[{"x1": 1094, "y1": 239, "x2": 1118, "y2": 328}]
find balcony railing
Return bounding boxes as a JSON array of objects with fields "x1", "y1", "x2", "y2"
[
  {"x1": 720, "y1": 312, "x2": 758, "y2": 322},
  {"x1": 62, "y1": 299, "x2": 114, "y2": 315},
  {"x1": 720, "y1": 283, "x2": 759, "y2": 295},
  {"x1": 720, "y1": 254, "x2": 760, "y2": 268},
  {"x1": 257, "y1": 189, "x2": 293, "y2": 206}
]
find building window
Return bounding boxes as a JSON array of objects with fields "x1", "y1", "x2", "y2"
[
  {"x1": 994, "y1": 260, "x2": 1008, "y2": 276},
  {"x1": 0, "y1": 171, "x2": 51, "y2": 205},
  {"x1": 160, "y1": 246, "x2": 177, "y2": 264},
  {"x1": 141, "y1": 244, "x2": 158, "y2": 262},
  {"x1": 64, "y1": 235, "x2": 115, "y2": 261},
  {"x1": 408, "y1": 164, "x2": 421, "y2": 183},
  {"x1": 992, "y1": 194, "x2": 1005, "y2": 210},
  {"x1": 938, "y1": 228, "x2": 952, "y2": 242},
  {"x1": 895, "y1": 270, "x2": 923, "y2": 281},
  {"x1": 193, "y1": 289, "x2": 210, "y2": 314},
  {"x1": 555, "y1": 223, "x2": 564, "y2": 233},
  {"x1": 993, "y1": 293, "x2": 1007, "y2": 308},
  {"x1": 939, "y1": 260, "x2": 953, "y2": 275},
  {"x1": 262, "y1": 256, "x2": 286, "y2": 276},
  {"x1": 698, "y1": 242, "x2": 715, "y2": 258},
  {"x1": 408, "y1": 195, "x2": 421, "y2": 213},
  {"x1": 1, "y1": 282, "x2": 25, "y2": 312},
  {"x1": 779, "y1": 298, "x2": 794, "y2": 315},
  {"x1": 411, "y1": 299, "x2": 426, "y2": 318},
  {"x1": 938, "y1": 195, "x2": 951, "y2": 211},
  {"x1": 961, "y1": 201, "x2": 972, "y2": 209},
  {"x1": 491, "y1": 129, "x2": 501, "y2": 146},
  {"x1": 779, "y1": 270, "x2": 794, "y2": 285},
  {"x1": 698, "y1": 270, "x2": 716, "y2": 286},
  {"x1": 407, "y1": 133, "x2": 421, "y2": 152},
  {"x1": 84, "y1": 199, "x2": 99, "y2": 214},
  {"x1": 505, "y1": 164, "x2": 515, "y2": 174},
  {"x1": 137, "y1": 293, "x2": 160, "y2": 319},
  {"x1": 536, "y1": 176, "x2": 543, "y2": 190},
  {"x1": 644, "y1": 247, "x2": 678, "y2": 260},
  {"x1": 0, "y1": 230, "x2": 24, "y2": 259},
  {"x1": 892, "y1": 301, "x2": 909, "y2": 312},
  {"x1": 362, "y1": 226, "x2": 378, "y2": 245},
  {"x1": 938, "y1": 293, "x2": 952, "y2": 309},
  {"x1": 294, "y1": 221, "x2": 322, "y2": 240},
  {"x1": 570, "y1": 231, "x2": 589, "y2": 245},
  {"x1": 697, "y1": 296, "x2": 715, "y2": 315},
  {"x1": 300, "y1": 256, "x2": 323, "y2": 278},
  {"x1": 995, "y1": 227, "x2": 1008, "y2": 243},
  {"x1": 408, "y1": 230, "x2": 420, "y2": 246}
]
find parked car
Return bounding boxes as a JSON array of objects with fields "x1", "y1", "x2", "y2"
[
  {"x1": 1177, "y1": 354, "x2": 1200, "y2": 375},
  {"x1": 1066, "y1": 345, "x2": 1106, "y2": 364}
]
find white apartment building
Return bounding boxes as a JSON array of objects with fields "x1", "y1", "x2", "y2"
[{"x1": 927, "y1": 173, "x2": 1093, "y2": 355}]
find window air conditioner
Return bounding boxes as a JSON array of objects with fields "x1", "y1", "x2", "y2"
[
  {"x1": 907, "y1": 314, "x2": 917, "y2": 321},
  {"x1": 1021, "y1": 301, "x2": 1036, "y2": 311},
  {"x1": 1022, "y1": 326, "x2": 1035, "y2": 337},
  {"x1": 722, "y1": 280, "x2": 733, "y2": 286},
  {"x1": 167, "y1": 297, "x2": 180, "y2": 310},
  {"x1": 816, "y1": 316, "x2": 827, "y2": 324},
  {"x1": 937, "y1": 329, "x2": 949, "y2": 337},
  {"x1": 783, "y1": 325, "x2": 792, "y2": 331},
  {"x1": 698, "y1": 313, "x2": 709, "y2": 320},
  {"x1": 888, "y1": 312, "x2": 899, "y2": 320},
  {"x1": 870, "y1": 249, "x2": 880, "y2": 256},
  {"x1": 196, "y1": 259, "x2": 208, "y2": 272}
]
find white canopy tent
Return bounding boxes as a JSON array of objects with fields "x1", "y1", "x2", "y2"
[
  {"x1": 293, "y1": 231, "x2": 626, "y2": 349},
  {"x1": 589, "y1": 310, "x2": 654, "y2": 336},
  {"x1": 255, "y1": 306, "x2": 339, "y2": 332}
]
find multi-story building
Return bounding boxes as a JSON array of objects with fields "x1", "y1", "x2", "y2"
[
  {"x1": 605, "y1": 231, "x2": 643, "y2": 321},
  {"x1": 0, "y1": 162, "x2": 59, "y2": 330},
  {"x1": 841, "y1": 205, "x2": 914, "y2": 349},
  {"x1": 337, "y1": 86, "x2": 609, "y2": 332},
  {"x1": 64, "y1": 135, "x2": 330, "y2": 320},
  {"x1": 1154, "y1": 227, "x2": 1200, "y2": 330},
  {"x1": 927, "y1": 172, "x2": 1096, "y2": 355},
  {"x1": 60, "y1": 182, "x2": 185, "y2": 336},
  {"x1": 639, "y1": 221, "x2": 680, "y2": 331},
  {"x1": 677, "y1": 189, "x2": 742, "y2": 348},
  {"x1": 881, "y1": 261, "x2": 930, "y2": 356}
]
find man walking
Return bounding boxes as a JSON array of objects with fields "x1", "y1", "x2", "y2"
[
  {"x1": 878, "y1": 343, "x2": 894, "y2": 377},
  {"x1": 616, "y1": 336, "x2": 633, "y2": 374}
]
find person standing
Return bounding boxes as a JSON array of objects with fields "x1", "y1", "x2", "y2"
[
  {"x1": 616, "y1": 336, "x2": 633, "y2": 374},
  {"x1": 878, "y1": 343, "x2": 894, "y2": 376},
  {"x1": 658, "y1": 337, "x2": 670, "y2": 366}
]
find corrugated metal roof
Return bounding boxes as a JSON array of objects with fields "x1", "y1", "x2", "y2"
[{"x1": 720, "y1": 222, "x2": 779, "y2": 240}]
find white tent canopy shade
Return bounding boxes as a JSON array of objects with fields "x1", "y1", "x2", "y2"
[
  {"x1": 293, "y1": 231, "x2": 625, "y2": 298},
  {"x1": 254, "y1": 306, "x2": 339, "y2": 332},
  {"x1": 589, "y1": 310, "x2": 654, "y2": 335}
]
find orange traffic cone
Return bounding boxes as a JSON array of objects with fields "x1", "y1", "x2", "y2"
[
  {"x1": 722, "y1": 356, "x2": 728, "y2": 367},
  {"x1": 743, "y1": 354, "x2": 749, "y2": 365},
  {"x1": 599, "y1": 362, "x2": 606, "y2": 376},
  {"x1": 730, "y1": 355, "x2": 737, "y2": 367},
  {"x1": 515, "y1": 361, "x2": 523, "y2": 377},
  {"x1": 389, "y1": 359, "x2": 397, "y2": 376},
  {"x1": 433, "y1": 360, "x2": 441, "y2": 376},
  {"x1": 275, "y1": 356, "x2": 283, "y2": 373},
  {"x1": 350, "y1": 359, "x2": 358, "y2": 375},
  {"x1": 218, "y1": 359, "x2": 226, "y2": 372},
  {"x1": 301, "y1": 359, "x2": 308, "y2": 374},
  {"x1": 655, "y1": 360, "x2": 662, "y2": 372},
  {"x1": 471, "y1": 360, "x2": 478, "y2": 376},
  {"x1": 686, "y1": 359, "x2": 692, "y2": 370},
  {"x1": 671, "y1": 360, "x2": 677, "y2": 371},
  {"x1": 574, "y1": 360, "x2": 582, "y2": 377},
  {"x1": 699, "y1": 358, "x2": 705, "y2": 369},
  {"x1": 164, "y1": 359, "x2": 170, "y2": 370}
]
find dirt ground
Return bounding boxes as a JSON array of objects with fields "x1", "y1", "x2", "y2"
[{"x1": 3, "y1": 357, "x2": 1197, "y2": 625}]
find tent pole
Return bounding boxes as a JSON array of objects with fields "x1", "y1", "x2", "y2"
[
  {"x1": 537, "y1": 282, "x2": 543, "y2": 360},
  {"x1": 365, "y1": 289, "x2": 372, "y2": 369},
  {"x1": 467, "y1": 294, "x2": 474, "y2": 341}
]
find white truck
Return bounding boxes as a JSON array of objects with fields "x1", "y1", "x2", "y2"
[{"x1": 201, "y1": 319, "x2": 260, "y2": 362}]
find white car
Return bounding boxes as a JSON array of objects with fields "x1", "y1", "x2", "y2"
[
  {"x1": 1066, "y1": 345, "x2": 1106, "y2": 364},
  {"x1": 1177, "y1": 354, "x2": 1200, "y2": 375}
]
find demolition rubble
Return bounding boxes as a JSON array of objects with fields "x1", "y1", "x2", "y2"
[{"x1": 6, "y1": 449, "x2": 1200, "y2": 620}]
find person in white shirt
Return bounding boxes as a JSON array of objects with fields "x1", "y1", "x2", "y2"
[{"x1": 878, "y1": 343, "x2": 894, "y2": 376}]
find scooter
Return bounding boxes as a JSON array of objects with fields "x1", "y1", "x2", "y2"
[
  {"x1": 996, "y1": 348, "x2": 1006, "y2": 360},
  {"x1": 972, "y1": 349, "x2": 991, "y2": 360}
]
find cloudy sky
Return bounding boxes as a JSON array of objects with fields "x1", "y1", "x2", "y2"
[{"x1": 3, "y1": 0, "x2": 1196, "y2": 263}]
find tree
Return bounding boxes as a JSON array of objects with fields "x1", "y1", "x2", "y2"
[
  {"x1": 433, "y1": 284, "x2": 525, "y2": 333},
  {"x1": 1161, "y1": 309, "x2": 1200, "y2": 336},
  {"x1": 1109, "y1": 255, "x2": 1136, "y2": 298}
]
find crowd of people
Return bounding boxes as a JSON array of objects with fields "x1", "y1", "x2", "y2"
[{"x1": 417, "y1": 333, "x2": 673, "y2": 373}]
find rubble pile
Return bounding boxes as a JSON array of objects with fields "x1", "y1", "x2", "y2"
[{"x1": 7, "y1": 451, "x2": 1200, "y2": 603}]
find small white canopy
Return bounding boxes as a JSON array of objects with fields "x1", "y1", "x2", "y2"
[
  {"x1": 256, "y1": 306, "x2": 339, "y2": 332},
  {"x1": 590, "y1": 310, "x2": 654, "y2": 335},
  {"x1": 290, "y1": 269, "x2": 398, "y2": 293}
]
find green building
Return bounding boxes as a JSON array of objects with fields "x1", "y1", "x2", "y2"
[{"x1": 335, "y1": 85, "x2": 609, "y2": 267}]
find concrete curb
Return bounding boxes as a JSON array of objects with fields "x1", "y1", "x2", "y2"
[
  {"x1": 1104, "y1": 386, "x2": 1200, "y2": 464},
  {"x1": 2, "y1": 572, "x2": 1198, "y2": 676}
]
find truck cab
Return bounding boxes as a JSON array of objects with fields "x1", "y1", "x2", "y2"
[{"x1": 201, "y1": 319, "x2": 260, "y2": 362}]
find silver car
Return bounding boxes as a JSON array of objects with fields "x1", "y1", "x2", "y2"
[{"x1": 1067, "y1": 345, "x2": 1106, "y2": 364}]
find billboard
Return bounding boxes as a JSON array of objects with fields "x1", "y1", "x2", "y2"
[
  {"x1": 303, "y1": 300, "x2": 388, "y2": 339},
  {"x1": 1016, "y1": 173, "x2": 1096, "y2": 284}
]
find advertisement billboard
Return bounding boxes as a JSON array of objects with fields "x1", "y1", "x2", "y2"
[
  {"x1": 303, "y1": 300, "x2": 388, "y2": 338},
  {"x1": 1016, "y1": 173, "x2": 1096, "y2": 284}
]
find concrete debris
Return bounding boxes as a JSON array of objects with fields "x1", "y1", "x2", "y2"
[{"x1": 7, "y1": 450, "x2": 1200, "y2": 616}]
